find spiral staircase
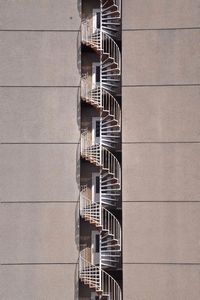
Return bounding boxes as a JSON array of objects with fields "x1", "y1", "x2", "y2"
[
  {"x1": 81, "y1": 135, "x2": 121, "y2": 206},
  {"x1": 80, "y1": 194, "x2": 121, "y2": 267},
  {"x1": 79, "y1": 248, "x2": 122, "y2": 300},
  {"x1": 81, "y1": 83, "x2": 121, "y2": 148},
  {"x1": 102, "y1": 0, "x2": 121, "y2": 39},
  {"x1": 82, "y1": 23, "x2": 121, "y2": 93},
  {"x1": 80, "y1": 0, "x2": 122, "y2": 299},
  {"x1": 80, "y1": 248, "x2": 121, "y2": 299}
]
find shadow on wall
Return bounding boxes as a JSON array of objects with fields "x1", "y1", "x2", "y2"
[
  {"x1": 75, "y1": 141, "x2": 80, "y2": 250},
  {"x1": 74, "y1": 260, "x2": 79, "y2": 300},
  {"x1": 74, "y1": 201, "x2": 79, "y2": 299},
  {"x1": 75, "y1": 1, "x2": 82, "y2": 298},
  {"x1": 77, "y1": 27, "x2": 82, "y2": 75},
  {"x1": 76, "y1": 0, "x2": 81, "y2": 129},
  {"x1": 75, "y1": 140, "x2": 81, "y2": 299},
  {"x1": 77, "y1": 85, "x2": 81, "y2": 130},
  {"x1": 77, "y1": 0, "x2": 81, "y2": 74},
  {"x1": 77, "y1": 0, "x2": 81, "y2": 17}
]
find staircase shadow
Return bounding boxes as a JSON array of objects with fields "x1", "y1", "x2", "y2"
[
  {"x1": 77, "y1": 27, "x2": 81, "y2": 75},
  {"x1": 74, "y1": 2, "x2": 81, "y2": 299},
  {"x1": 74, "y1": 259, "x2": 79, "y2": 300},
  {"x1": 77, "y1": 0, "x2": 81, "y2": 17},
  {"x1": 75, "y1": 139, "x2": 81, "y2": 299}
]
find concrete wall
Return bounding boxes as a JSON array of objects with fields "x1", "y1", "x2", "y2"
[
  {"x1": 0, "y1": 0, "x2": 80, "y2": 30},
  {"x1": 1, "y1": 0, "x2": 200, "y2": 299},
  {"x1": 123, "y1": 86, "x2": 200, "y2": 142},
  {"x1": 0, "y1": 1, "x2": 80, "y2": 299},
  {"x1": 122, "y1": 1, "x2": 200, "y2": 299},
  {"x1": 123, "y1": 0, "x2": 200, "y2": 29},
  {"x1": 0, "y1": 32, "x2": 80, "y2": 86}
]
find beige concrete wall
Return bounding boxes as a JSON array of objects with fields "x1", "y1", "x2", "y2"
[
  {"x1": 0, "y1": 87, "x2": 80, "y2": 143},
  {"x1": 123, "y1": 30, "x2": 200, "y2": 86},
  {"x1": 123, "y1": 202, "x2": 200, "y2": 263},
  {"x1": 1, "y1": 203, "x2": 79, "y2": 263},
  {"x1": 1, "y1": 144, "x2": 79, "y2": 202},
  {"x1": 123, "y1": 86, "x2": 200, "y2": 142},
  {"x1": 0, "y1": 0, "x2": 80, "y2": 30},
  {"x1": 1, "y1": 265, "x2": 78, "y2": 300},
  {"x1": 123, "y1": 144, "x2": 200, "y2": 201},
  {"x1": 0, "y1": 1, "x2": 80, "y2": 299},
  {"x1": 0, "y1": 32, "x2": 80, "y2": 86},
  {"x1": 123, "y1": 0, "x2": 200, "y2": 29},
  {"x1": 123, "y1": 1, "x2": 200, "y2": 299},
  {"x1": 123, "y1": 265, "x2": 200, "y2": 300}
]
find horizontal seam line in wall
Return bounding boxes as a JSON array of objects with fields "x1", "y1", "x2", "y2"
[
  {"x1": 1, "y1": 201, "x2": 79, "y2": 204},
  {"x1": 1, "y1": 263, "x2": 78, "y2": 265},
  {"x1": 0, "y1": 86, "x2": 80, "y2": 88},
  {"x1": 1, "y1": 142, "x2": 80, "y2": 145},
  {"x1": 123, "y1": 262, "x2": 200, "y2": 265},
  {"x1": 1, "y1": 85, "x2": 199, "y2": 88},
  {"x1": 122, "y1": 142, "x2": 200, "y2": 144},
  {"x1": 122, "y1": 27, "x2": 200, "y2": 31},
  {"x1": 123, "y1": 201, "x2": 200, "y2": 203},
  {"x1": 1, "y1": 142, "x2": 200, "y2": 145},
  {"x1": 122, "y1": 84, "x2": 200, "y2": 87},
  {"x1": 0, "y1": 29, "x2": 80, "y2": 32},
  {"x1": 3, "y1": 202, "x2": 200, "y2": 205}
]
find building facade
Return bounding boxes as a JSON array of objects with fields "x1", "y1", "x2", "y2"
[
  {"x1": 1, "y1": 1, "x2": 200, "y2": 299},
  {"x1": 79, "y1": 1, "x2": 122, "y2": 299}
]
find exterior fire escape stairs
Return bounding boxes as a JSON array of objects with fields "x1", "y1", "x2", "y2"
[{"x1": 80, "y1": 0, "x2": 122, "y2": 299}]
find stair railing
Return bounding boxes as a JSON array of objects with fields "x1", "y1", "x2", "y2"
[
  {"x1": 81, "y1": 81, "x2": 121, "y2": 148},
  {"x1": 82, "y1": 21, "x2": 121, "y2": 72},
  {"x1": 80, "y1": 4, "x2": 122, "y2": 297},
  {"x1": 80, "y1": 249, "x2": 122, "y2": 299}
]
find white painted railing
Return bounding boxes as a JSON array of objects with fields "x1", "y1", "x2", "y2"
[
  {"x1": 81, "y1": 130, "x2": 101, "y2": 164},
  {"x1": 80, "y1": 194, "x2": 101, "y2": 226},
  {"x1": 82, "y1": 82, "x2": 121, "y2": 126},
  {"x1": 80, "y1": 248, "x2": 122, "y2": 299},
  {"x1": 81, "y1": 81, "x2": 121, "y2": 148},
  {"x1": 80, "y1": 193, "x2": 121, "y2": 267},
  {"x1": 81, "y1": 133, "x2": 121, "y2": 209},
  {"x1": 81, "y1": 132, "x2": 121, "y2": 187},
  {"x1": 82, "y1": 22, "x2": 121, "y2": 92},
  {"x1": 82, "y1": 25, "x2": 121, "y2": 72},
  {"x1": 80, "y1": 2, "x2": 121, "y2": 297},
  {"x1": 101, "y1": 0, "x2": 121, "y2": 38},
  {"x1": 102, "y1": 0, "x2": 121, "y2": 14}
]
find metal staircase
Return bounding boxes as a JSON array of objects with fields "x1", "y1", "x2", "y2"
[
  {"x1": 102, "y1": 0, "x2": 121, "y2": 39},
  {"x1": 80, "y1": 193, "x2": 121, "y2": 268},
  {"x1": 81, "y1": 134, "x2": 121, "y2": 206},
  {"x1": 80, "y1": 0, "x2": 122, "y2": 298},
  {"x1": 82, "y1": 23, "x2": 121, "y2": 93},
  {"x1": 80, "y1": 248, "x2": 122, "y2": 299},
  {"x1": 81, "y1": 82, "x2": 121, "y2": 148}
]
